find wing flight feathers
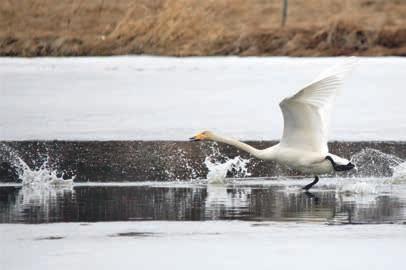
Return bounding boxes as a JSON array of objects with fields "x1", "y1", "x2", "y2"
[{"x1": 279, "y1": 58, "x2": 357, "y2": 153}]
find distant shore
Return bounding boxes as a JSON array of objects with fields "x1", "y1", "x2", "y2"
[{"x1": 0, "y1": 0, "x2": 405, "y2": 57}]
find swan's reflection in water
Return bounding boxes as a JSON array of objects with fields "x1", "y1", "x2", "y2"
[
  {"x1": 204, "y1": 184, "x2": 251, "y2": 220},
  {"x1": 0, "y1": 184, "x2": 75, "y2": 223},
  {"x1": 0, "y1": 179, "x2": 406, "y2": 224}
]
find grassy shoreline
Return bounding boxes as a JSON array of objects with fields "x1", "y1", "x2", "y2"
[{"x1": 1, "y1": 0, "x2": 405, "y2": 57}]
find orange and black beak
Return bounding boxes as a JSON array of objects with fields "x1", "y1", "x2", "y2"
[
  {"x1": 189, "y1": 136, "x2": 200, "y2": 141},
  {"x1": 189, "y1": 133, "x2": 205, "y2": 142}
]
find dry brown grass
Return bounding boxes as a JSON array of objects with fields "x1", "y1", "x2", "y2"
[{"x1": 0, "y1": 0, "x2": 405, "y2": 56}]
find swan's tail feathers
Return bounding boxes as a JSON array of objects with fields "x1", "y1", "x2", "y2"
[
  {"x1": 326, "y1": 155, "x2": 356, "y2": 172},
  {"x1": 334, "y1": 162, "x2": 355, "y2": 172}
]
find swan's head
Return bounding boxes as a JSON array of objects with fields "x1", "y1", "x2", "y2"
[{"x1": 189, "y1": 130, "x2": 214, "y2": 141}]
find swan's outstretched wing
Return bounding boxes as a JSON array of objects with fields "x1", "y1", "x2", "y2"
[{"x1": 279, "y1": 59, "x2": 357, "y2": 153}]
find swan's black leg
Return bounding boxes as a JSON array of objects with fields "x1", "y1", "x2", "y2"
[{"x1": 302, "y1": 176, "x2": 319, "y2": 191}]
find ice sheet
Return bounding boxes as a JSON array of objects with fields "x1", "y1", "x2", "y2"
[
  {"x1": 1, "y1": 57, "x2": 405, "y2": 140},
  {"x1": 1, "y1": 221, "x2": 405, "y2": 270}
]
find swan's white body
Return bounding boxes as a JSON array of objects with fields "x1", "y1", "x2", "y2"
[
  {"x1": 207, "y1": 133, "x2": 343, "y2": 175},
  {"x1": 192, "y1": 59, "x2": 356, "y2": 178}
]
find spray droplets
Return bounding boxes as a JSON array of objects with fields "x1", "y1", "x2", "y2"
[{"x1": 1, "y1": 143, "x2": 75, "y2": 186}]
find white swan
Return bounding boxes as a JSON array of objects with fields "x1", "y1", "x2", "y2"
[{"x1": 190, "y1": 59, "x2": 357, "y2": 190}]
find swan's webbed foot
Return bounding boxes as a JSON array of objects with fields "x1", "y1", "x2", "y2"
[
  {"x1": 302, "y1": 176, "x2": 319, "y2": 191},
  {"x1": 325, "y1": 156, "x2": 355, "y2": 171}
]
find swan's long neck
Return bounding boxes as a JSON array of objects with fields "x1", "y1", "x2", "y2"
[{"x1": 210, "y1": 133, "x2": 267, "y2": 160}]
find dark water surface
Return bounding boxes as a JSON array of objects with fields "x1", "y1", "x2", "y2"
[{"x1": 1, "y1": 181, "x2": 406, "y2": 224}]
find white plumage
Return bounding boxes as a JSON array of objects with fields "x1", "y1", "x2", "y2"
[
  {"x1": 191, "y1": 58, "x2": 357, "y2": 190},
  {"x1": 279, "y1": 60, "x2": 356, "y2": 154}
]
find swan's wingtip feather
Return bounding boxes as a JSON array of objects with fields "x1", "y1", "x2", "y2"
[
  {"x1": 315, "y1": 57, "x2": 359, "y2": 81},
  {"x1": 341, "y1": 56, "x2": 359, "y2": 71}
]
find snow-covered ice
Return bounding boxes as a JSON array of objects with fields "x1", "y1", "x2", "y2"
[
  {"x1": 1, "y1": 221, "x2": 405, "y2": 270},
  {"x1": 1, "y1": 57, "x2": 405, "y2": 140}
]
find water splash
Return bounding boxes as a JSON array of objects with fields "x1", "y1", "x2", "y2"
[
  {"x1": 204, "y1": 156, "x2": 251, "y2": 184},
  {"x1": 1, "y1": 143, "x2": 75, "y2": 222},
  {"x1": 351, "y1": 148, "x2": 404, "y2": 177},
  {"x1": 392, "y1": 162, "x2": 406, "y2": 183},
  {"x1": 337, "y1": 148, "x2": 406, "y2": 195},
  {"x1": 17, "y1": 156, "x2": 74, "y2": 187},
  {"x1": 338, "y1": 180, "x2": 379, "y2": 195},
  {"x1": 164, "y1": 148, "x2": 198, "y2": 181},
  {"x1": 1, "y1": 143, "x2": 75, "y2": 186},
  {"x1": 327, "y1": 148, "x2": 406, "y2": 221},
  {"x1": 13, "y1": 156, "x2": 75, "y2": 222}
]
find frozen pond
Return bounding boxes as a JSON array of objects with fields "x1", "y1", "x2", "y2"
[
  {"x1": 2, "y1": 163, "x2": 405, "y2": 269},
  {"x1": 2, "y1": 179, "x2": 406, "y2": 270},
  {"x1": 1, "y1": 57, "x2": 406, "y2": 140},
  {"x1": 1, "y1": 220, "x2": 405, "y2": 270},
  {"x1": 1, "y1": 56, "x2": 406, "y2": 270}
]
